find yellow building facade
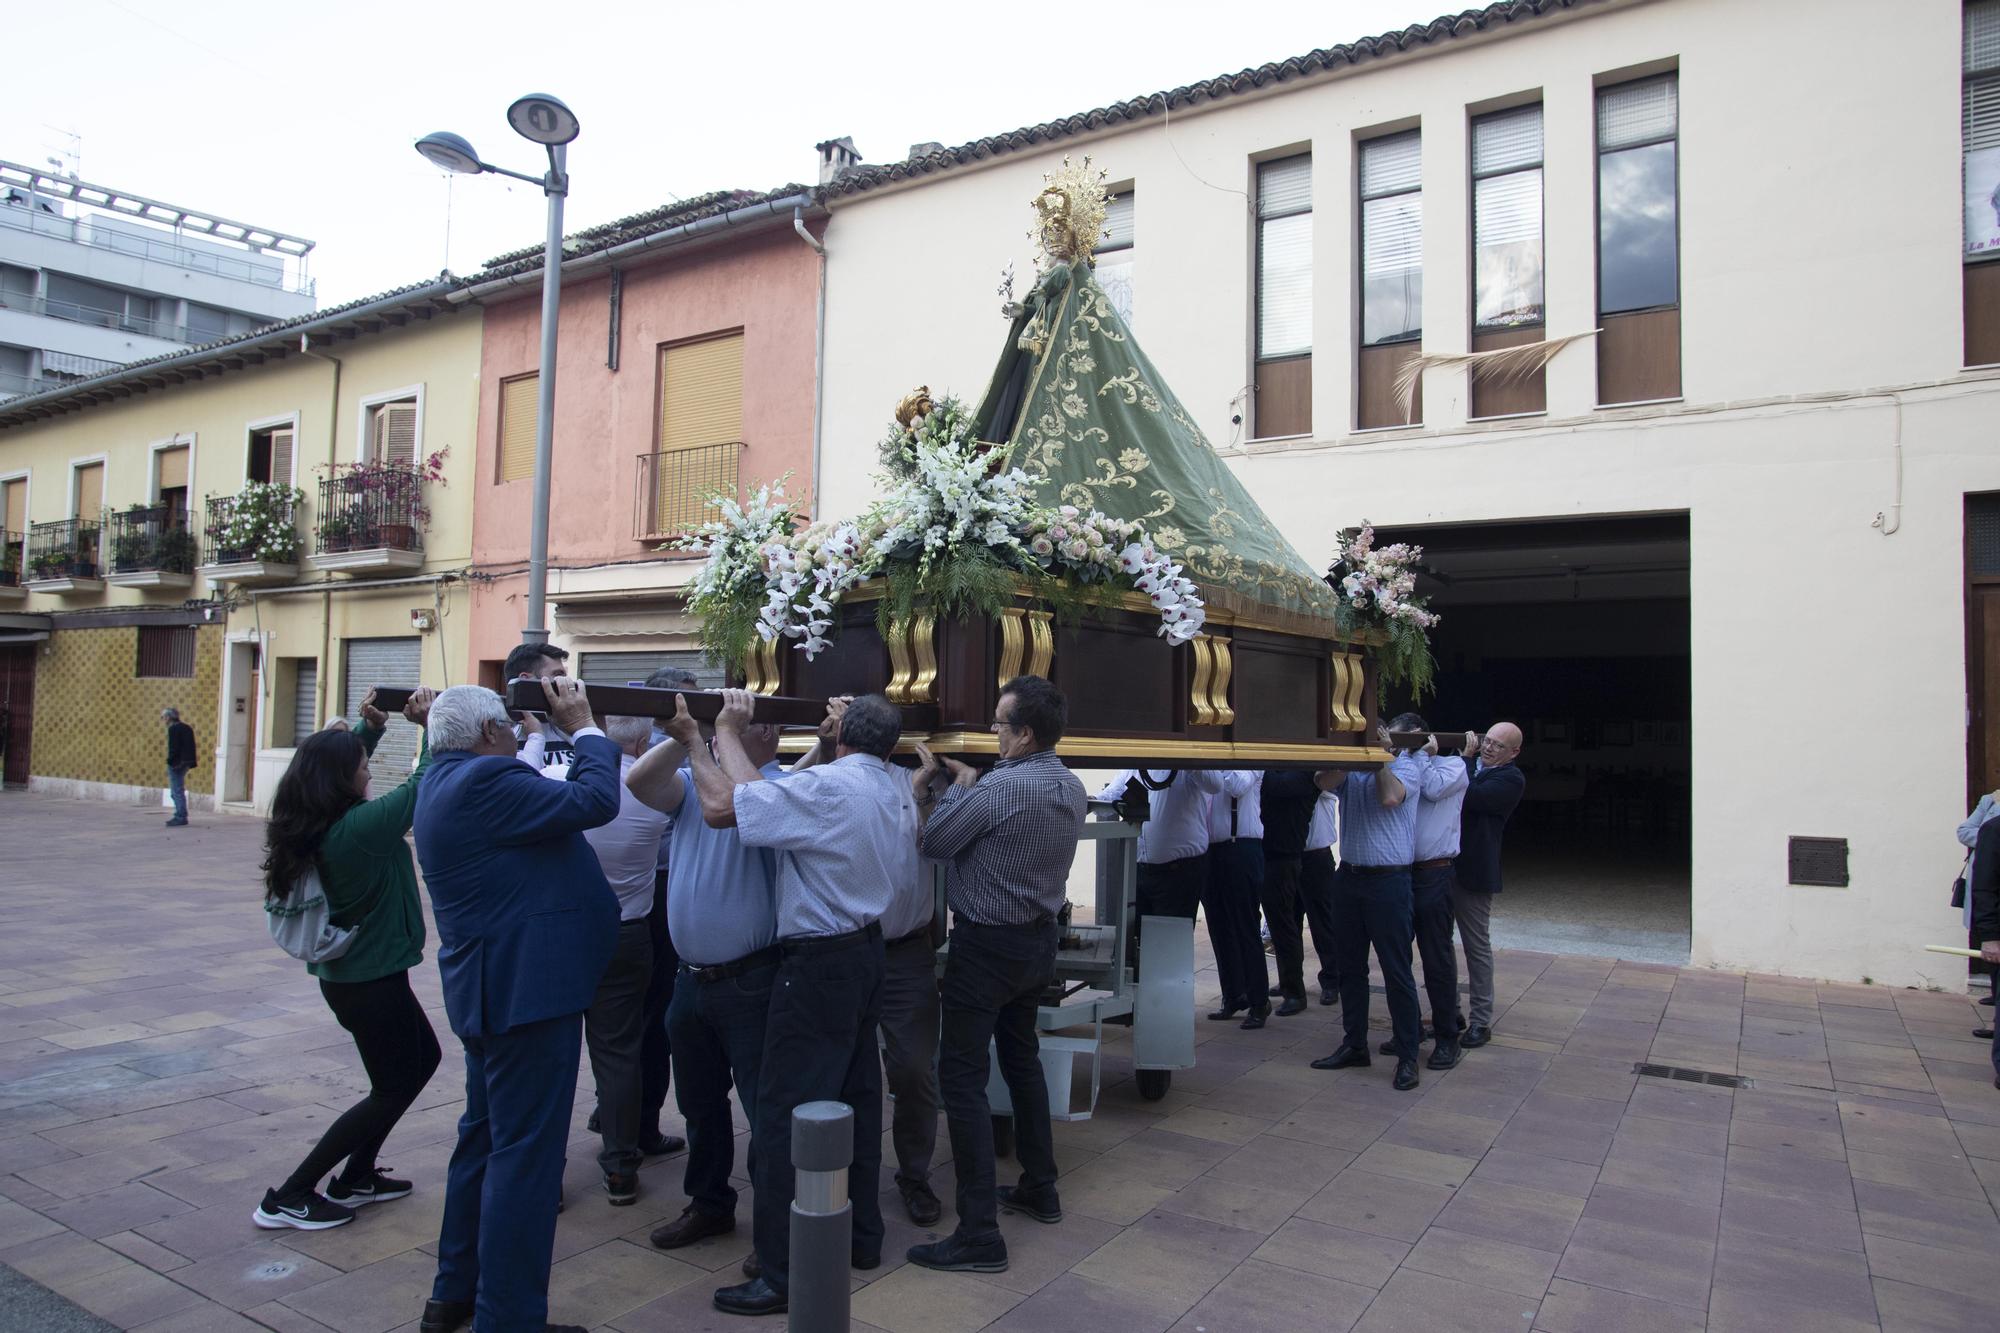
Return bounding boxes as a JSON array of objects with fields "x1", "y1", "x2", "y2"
[{"x1": 0, "y1": 281, "x2": 481, "y2": 813}]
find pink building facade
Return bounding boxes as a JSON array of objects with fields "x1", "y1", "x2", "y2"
[{"x1": 461, "y1": 192, "x2": 825, "y2": 688}]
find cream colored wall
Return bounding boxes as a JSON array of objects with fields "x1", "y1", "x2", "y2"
[{"x1": 817, "y1": 0, "x2": 1987, "y2": 985}]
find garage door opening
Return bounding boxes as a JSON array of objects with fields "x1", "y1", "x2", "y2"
[{"x1": 1375, "y1": 514, "x2": 1691, "y2": 964}]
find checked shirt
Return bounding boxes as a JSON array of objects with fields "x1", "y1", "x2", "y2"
[{"x1": 920, "y1": 748, "x2": 1087, "y2": 924}]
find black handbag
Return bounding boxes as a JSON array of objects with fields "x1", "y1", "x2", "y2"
[{"x1": 1952, "y1": 874, "x2": 1967, "y2": 910}]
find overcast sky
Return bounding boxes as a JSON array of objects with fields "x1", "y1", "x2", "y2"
[{"x1": 4, "y1": 0, "x2": 1451, "y2": 307}]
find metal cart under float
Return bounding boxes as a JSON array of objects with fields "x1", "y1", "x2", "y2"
[{"x1": 941, "y1": 784, "x2": 1196, "y2": 1156}]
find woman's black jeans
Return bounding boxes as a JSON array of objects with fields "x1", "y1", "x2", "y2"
[{"x1": 277, "y1": 968, "x2": 441, "y2": 1200}]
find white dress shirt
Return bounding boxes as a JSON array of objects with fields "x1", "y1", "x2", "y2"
[
  {"x1": 1412, "y1": 752, "x2": 1471, "y2": 862},
  {"x1": 1096, "y1": 768, "x2": 1226, "y2": 864},
  {"x1": 1204, "y1": 770, "x2": 1265, "y2": 843},
  {"x1": 1306, "y1": 791, "x2": 1339, "y2": 852}
]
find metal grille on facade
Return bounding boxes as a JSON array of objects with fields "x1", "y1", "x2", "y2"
[
  {"x1": 576, "y1": 650, "x2": 724, "y2": 690},
  {"x1": 342, "y1": 637, "x2": 422, "y2": 794},
  {"x1": 293, "y1": 662, "x2": 318, "y2": 744}
]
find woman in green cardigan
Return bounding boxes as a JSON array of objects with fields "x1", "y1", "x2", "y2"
[{"x1": 253, "y1": 687, "x2": 443, "y2": 1231}]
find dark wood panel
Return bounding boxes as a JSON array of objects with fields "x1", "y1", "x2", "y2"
[
  {"x1": 1470, "y1": 326, "x2": 1546, "y2": 418},
  {"x1": 1358, "y1": 341, "x2": 1422, "y2": 429},
  {"x1": 1055, "y1": 618, "x2": 1184, "y2": 733},
  {"x1": 1253, "y1": 355, "x2": 1312, "y2": 439},
  {"x1": 1597, "y1": 307, "x2": 1681, "y2": 405},
  {"x1": 1230, "y1": 644, "x2": 1324, "y2": 742},
  {"x1": 1971, "y1": 585, "x2": 2000, "y2": 806},
  {"x1": 1966, "y1": 261, "x2": 2000, "y2": 368}
]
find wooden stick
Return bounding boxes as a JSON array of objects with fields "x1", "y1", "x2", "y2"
[{"x1": 1923, "y1": 945, "x2": 1984, "y2": 959}]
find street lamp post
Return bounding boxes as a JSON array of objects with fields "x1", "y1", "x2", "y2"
[{"x1": 416, "y1": 94, "x2": 580, "y2": 649}]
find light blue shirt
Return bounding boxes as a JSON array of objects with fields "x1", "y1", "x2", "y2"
[
  {"x1": 668, "y1": 760, "x2": 786, "y2": 966},
  {"x1": 734, "y1": 753, "x2": 923, "y2": 941},
  {"x1": 1336, "y1": 751, "x2": 1427, "y2": 868},
  {"x1": 1412, "y1": 753, "x2": 1471, "y2": 862}
]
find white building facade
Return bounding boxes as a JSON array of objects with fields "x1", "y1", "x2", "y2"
[{"x1": 814, "y1": 0, "x2": 2000, "y2": 986}]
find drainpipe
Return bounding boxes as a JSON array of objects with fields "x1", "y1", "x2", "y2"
[
  {"x1": 794, "y1": 206, "x2": 827, "y2": 516},
  {"x1": 302, "y1": 335, "x2": 343, "y2": 724}
]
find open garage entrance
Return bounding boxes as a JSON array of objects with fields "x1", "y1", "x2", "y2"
[{"x1": 1374, "y1": 513, "x2": 1692, "y2": 964}]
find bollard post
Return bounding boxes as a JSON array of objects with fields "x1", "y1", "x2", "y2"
[{"x1": 788, "y1": 1100, "x2": 852, "y2": 1333}]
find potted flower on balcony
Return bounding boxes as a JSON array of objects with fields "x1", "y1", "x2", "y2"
[
  {"x1": 29, "y1": 550, "x2": 63, "y2": 580},
  {"x1": 214, "y1": 482, "x2": 304, "y2": 564},
  {"x1": 319, "y1": 512, "x2": 356, "y2": 553},
  {"x1": 321, "y1": 448, "x2": 445, "y2": 553},
  {"x1": 0, "y1": 544, "x2": 19, "y2": 586}
]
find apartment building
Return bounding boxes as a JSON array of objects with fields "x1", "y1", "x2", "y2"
[
  {"x1": 811, "y1": 0, "x2": 2000, "y2": 985},
  {"x1": 0, "y1": 159, "x2": 315, "y2": 401}
]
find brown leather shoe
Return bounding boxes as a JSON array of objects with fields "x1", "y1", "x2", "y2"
[{"x1": 650, "y1": 1205, "x2": 734, "y2": 1250}]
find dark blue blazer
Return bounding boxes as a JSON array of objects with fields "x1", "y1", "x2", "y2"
[
  {"x1": 414, "y1": 733, "x2": 623, "y2": 1038},
  {"x1": 1456, "y1": 757, "x2": 1526, "y2": 895}
]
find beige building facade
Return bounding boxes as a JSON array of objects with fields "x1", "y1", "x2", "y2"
[
  {"x1": 814, "y1": 0, "x2": 2000, "y2": 985},
  {"x1": 0, "y1": 283, "x2": 481, "y2": 814}
]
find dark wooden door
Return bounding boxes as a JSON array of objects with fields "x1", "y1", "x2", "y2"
[
  {"x1": 0, "y1": 645, "x2": 34, "y2": 787},
  {"x1": 1971, "y1": 583, "x2": 2000, "y2": 805}
]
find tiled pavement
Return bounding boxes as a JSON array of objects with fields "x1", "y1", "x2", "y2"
[{"x1": 2, "y1": 790, "x2": 1997, "y2": 1332}]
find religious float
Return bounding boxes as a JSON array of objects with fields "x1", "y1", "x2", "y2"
[{"x1": 651, "y1": 159, "x2": 1438, "y2": 770}]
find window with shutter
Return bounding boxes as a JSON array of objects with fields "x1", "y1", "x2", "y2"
[
  {"x1": 370, "y1": 400, "x2": 418, "y2": 466},
  {"x1": 1471, "y1": 104, "x2": 1548, "y2": 418},
  {"x1": 1253, "y1": 155, "x2": 1312, "y2": 440},
  {"x1": 1596, "y1": 73, "x2": 1681, "y2": 403},
  {"x1": 652, "y1": 334, "x2": 744, "y2": 536},
  {"x1": 248, "y1": 425, "x2": 295, "y2": 486},
  {"x1": 73, "y1": 462, "x2": 104, "y2": 523},
  {"x1": 498, "y1": 374, "x2": 539, "y2": 482},
  {"x1": 1966, "y1": 1, "x2": 2000, "y2": 363},
  {"x1": 1357, "y1": 132, "x2": 1423, "y2": 429}
]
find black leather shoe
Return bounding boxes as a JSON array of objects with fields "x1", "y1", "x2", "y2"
[
  {"x1": 419, "y1": 1299, "x2": 473, "y2": 1333},
  {"x1": 1393, "y1": 1059, "x2": 1421, "y2": 1091},
  {"x1": 1207, "y1": 1006, "x2": 1243, "y2": 1021},
  {"x1": 908, "y1": 1234, "x2": 1009, "y2": 1273},
  {"x1": 651, "y1": 1205, "x2": 734, "y2": 1250},
  {"x1": 998, "y1": 1185, "x2": 1062, "y2": 1224},
  {"x1": 1461, "y1": 1024, "x2": 1492, "y2": 1048},
  {"x1": 713, "y1": 1277, "x2": 787, "y2": 1316},
  {"x1": 1239, "y1": 1008, "x2": 1269, "y2": 1030},
  {"x1": 1276, "y1": 997, "x2": 1307, "y2": 1017},
  {"x1": 1427, "y1": 1041, "x2": 1462, "y2": 1071},
  {"x1": 1319, "y1": 988, "x2": 1337, "y2": 1006},
  {"x1": 1268, "y1": 985, "x2": 1286, "y2": 998},
  {"x1": 900, "y1": 1179, "x2": 942, "y2": 1227},
  {"x1": 1311, "y1": 1044, "x2": 1371, "y2": 1071},
  {"x1": 1975, "y1": 1027, "x2": 1996, "y2": 1040},
  {"x1": 639, "y1": 1131, "x2": 687, "y2": 1158}
]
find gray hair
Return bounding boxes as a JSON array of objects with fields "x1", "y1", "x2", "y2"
[
  {"x1": 429, "y1": 685, "x2": 510, "y2": 753},
  {"x1": 161, "y1": 707, "x2": 180, "y2": 722},
  {"x1": 603, "y1": 714, "x2": 652, "y2": 748},
  {"x1": 839, "y1": 693, "x2": 901, "y2": 759}
]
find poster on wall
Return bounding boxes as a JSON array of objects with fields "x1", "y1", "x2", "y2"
[{"x1": 1967, "y1": 146, "x2": 2000, "y2": 256}]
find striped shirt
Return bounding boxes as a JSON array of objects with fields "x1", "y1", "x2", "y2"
[{"x1": 922, "y1": 749, "x2": 1087, "y2": 924}]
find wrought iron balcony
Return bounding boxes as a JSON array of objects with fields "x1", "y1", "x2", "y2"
[
  {"x1": 25, "y1": 517, "x2": 103, "y2": 588},
  {"x1": 311, "y1": 466, "x2": 426, "y2": 572},
  {"x1": 0, "y1": 530, "x2": 22, "y2": 594},
  {"x1": 635, "y1": 442, "x2": 741, "y2": 541},
  {"x1": 107, "y1": 504, "x2": 197, "y2": 582},
  {"x1": 199, "y1": 489, "x2": 303, "y2": 580}
]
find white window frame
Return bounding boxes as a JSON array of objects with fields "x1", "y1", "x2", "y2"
[
  {"x1": 147, "y1": 433, "x2": 197, "y2": 504},
  {"x1": 243, "y1": 412, "x2": 301, "y2": 489},
  {"x1": 356, "y1": 383, "x2": 426, "y2": 464}
]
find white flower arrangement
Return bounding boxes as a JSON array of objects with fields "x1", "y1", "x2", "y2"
[
  {"x1": 213, "y1": 481, "x2": 305, "y2": 563},
  {"x1": 680, "y1": 394, "x2": 1206, "y2": 665},
  {"x1": 1325, "y1": 524, "x2": 1439, "y2": 697}
]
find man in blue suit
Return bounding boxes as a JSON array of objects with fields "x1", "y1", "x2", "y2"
[{"x1": 412, "y1": 679, "x2": 622, "y2": 1333}]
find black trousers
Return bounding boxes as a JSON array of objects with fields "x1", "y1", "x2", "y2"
[
  {"x1": 1262, "y1": 854, "x2": 1307, "y2": 1002},
  {"x1": 1332, "y1": 866, "x2": 1423, "y2": 1059},
  {"x1": 584, "y1": 919, "x2": 653, "y2": 1175},
  {"x1": 753, "y1": 930, "x2": 885, "y2": 1295},
  {"x1": 279, "y1": 968, "x2": 441, "y2": 1199},
  {"x1": 1201, "y1": 839, "x2": 1267, "y2": 1011},
  {"x1": 1135, "y1": 852, "x2": 1207, "y2": 973},
  {"x1": 1299, "y1": 847, "x2": 1341, "y2": 995},
  {"x1": 639, "y1": 872, "x2": 679, "y2": 1137},
  {"x1": 938, "y1": 919, "x2": 1060, "y2": 1245},
  {"x1": 1411, "y1": 864, "x2": 1462, "y2": 1041}
]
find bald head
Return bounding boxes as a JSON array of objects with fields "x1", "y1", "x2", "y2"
[{"x1": 1480, "y1": 722, "x2": 1523, "y2": 767}]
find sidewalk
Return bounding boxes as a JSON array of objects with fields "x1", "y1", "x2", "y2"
[{"x1": 0, "y1": 790, "x2": 1995, "y2": 1331}]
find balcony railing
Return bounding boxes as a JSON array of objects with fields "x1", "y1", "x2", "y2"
[
  {"x1": 0, "y1": 290, "x2": 194, "y2": 341},
  {"x1": 0, "y1": 530, "x2": 22, "y2": 586},
  {"x1": 316, "y1": 467, "x2": 425, "y2": 556},
  {"x1": 202, "y1": 489, "x2": 302, "y2": 566},
  {"x1": 635, "y1": 442, "x2": 742, "y2": 540},
  {"x1": 0, "y1": 202, "x2": 314, "y2": 296},
  {"x1": 27, "y1": 517, "x2": 102, "y2": 581},
  {"x1": 108, "y1": 504, "x2": 196, "y2": 575}
]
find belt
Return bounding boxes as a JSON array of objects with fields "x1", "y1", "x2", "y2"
[
  {"x1": 956, "y1": 916, "x2": 1056, "y2": 932},
  {"x1": 1345, "y1": 863, "x2": 1409, "y2": 876},
  {"x1": 887, "y1": 927, "x2": 935, "y2": 949},
  {"x1": 1412, "y1": 858, "x2": 1456, "y2": 870},
  {"x1": 780, "y1": 920, "x2": 882, "y2": 956},
  {"x1": 682, "y1": 944, "x2": 781, "y2": 984}
]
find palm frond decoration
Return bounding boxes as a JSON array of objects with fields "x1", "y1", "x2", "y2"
[{"x1": 1391, "y1": 329, "x2": 1601, "y2": 421}]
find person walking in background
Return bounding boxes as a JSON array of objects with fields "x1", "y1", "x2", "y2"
[
  {"x1": 163, "y1": 706, "x2": 197, "y2": 827},
  {"x1": 1453, "y1": 722, "x2": 1526, "y2": 1048},
  {"x1": 253, "y1": 688, "x2": 441, "y2": 1232},
  {"x1": 413, "y1": 679, "x2": 621, "y2": 1333}
]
